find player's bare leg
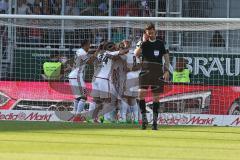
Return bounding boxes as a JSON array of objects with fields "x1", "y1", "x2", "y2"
[
  {"x1": 128, "y1": 97, "x2": 139, "y2": 124},
  {"x1": 119, "y1": 98, "x2": 129, "y2": 123},
  {"x1": 91, "y1": 98, "x2": 104, "y2": 123}
]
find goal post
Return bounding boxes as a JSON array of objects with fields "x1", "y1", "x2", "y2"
[{"x1": 1, "y1": 14, "x2": 240, "y2": 125}]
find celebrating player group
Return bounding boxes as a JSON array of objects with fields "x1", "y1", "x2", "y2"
[{"x1": 68, "y1": 23, "x2": 170, "y2": 130}]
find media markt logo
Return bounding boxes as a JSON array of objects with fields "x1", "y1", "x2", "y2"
[
  {"x1": 24, "y1": 112, "x2": 53, "y2": 121},
  {"x1": 0, "y1": 112, "x2": 53, "y2": 121},
  {"x1": 17, "y1": 112, "x2": 27, "y2": 120},
  {"x1": 0, "y1": 112, "x2": 19, "y2": 120},
  {"x1": 187, "y1": 116, "x2": 215, "y2": 125},
  {"x1": 158, "y1": 115, "x2": 215, "y2": 125},
  {"x1": 158, "y1": 114, "x2": 189, "y2": 125}
]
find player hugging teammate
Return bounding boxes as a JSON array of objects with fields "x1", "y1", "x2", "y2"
[
  {"x1": 74, "y1": 40, "x2": 129, "y2": 122},
  {"x1": 69, "y1": 23, "x2": 169, "y2": 129}
]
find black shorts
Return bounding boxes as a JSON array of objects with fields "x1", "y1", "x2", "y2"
[{"x1": 139, "y1": 62, "x2": 164, "y2": 93}]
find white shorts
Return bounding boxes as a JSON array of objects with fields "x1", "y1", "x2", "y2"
[
  {"x1": 124, "y1": 71, "x2": 140, "y2": 97},
  {"x1": 68, "y1": 68, "x2": 86, "y2": 98},
  {"x1": 91, "y1": 77, "x2": 113, "y2": 99}
]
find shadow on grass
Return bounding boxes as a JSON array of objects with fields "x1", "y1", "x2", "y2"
[
  {"x1": 1, "y1": 121, "x2": 240, "y2": 143},
  {"x1": 0, "y1": 121, "x2": 195, "y2": 132},
  {"x1": 0, "y1": 121, "x2": 240, "y2": 135}
]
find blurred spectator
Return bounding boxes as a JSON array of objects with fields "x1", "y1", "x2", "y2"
[
  {"x1": 140, "y1": 0, "x2": 152, "y2": 16},
  {"x1": 80, "y1": 0, "x2": 97, "y2": 16},
  {"x1": 112, "y1": 0, "x2": 121, "y2": 16},
  {"x1": 29, "y1": 5, "x2": 43, "y2": 43},
  {"x1": 26, "y1": 0, "x2": 35, "y2": 6},
  {"x1": 111, "y1": 28, "x2": 126, "y2": 43},
  {"x1": 52, "y1": 0, "x2": 62, "y2": 15},
  {"x1": 65, "y1": 0, "x2": 79, "y2": 15},
  {"x1": 210, "y1": 31, "x2": 226, "y2": 47},
  {"x1": 78, "y1": 0, "x2": 87, "y2": 11},
  {"x1": 34, "y1": 0, "x2": 42, "y2": 6},
  {"x1": 32, "y1": 4, "x2": 41, "y2": 15},
  {"x1": 17, "y1": 0, "x2": 32, "y2": 14},
  {"x1": 118, "y1": 1, "x2": 140, "y2": 16},
  {"x1": 29, "y1": 20, "x2": 42, "y2": 43},
  {"x1": 173, "y1": 57, "x2": 191, "y2": 83},
  {"x1": 0, "y1": 0, "x2": 8, "y2": 14},
  {"x1": 42, "y1": 51, "x2": 64, "y2": 80},
  {"x1": 42, "y1": 0, "x2": 51, "y2": 15},
  {"x1": 97, "y1": 0, "x2": 108, "y2": 16}
]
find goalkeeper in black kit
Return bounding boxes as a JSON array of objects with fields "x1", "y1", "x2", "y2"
[{"x1": 135, "y1": 23, "x2": 170, "y2": 130}]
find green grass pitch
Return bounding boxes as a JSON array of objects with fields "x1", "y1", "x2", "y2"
[{"x1": 0, "y1": 121, "x2": 240, "y2": 160}]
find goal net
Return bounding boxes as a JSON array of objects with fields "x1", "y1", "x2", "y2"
[{"x1": 0, "y1": 15, "x2": 240, "y2": 125}]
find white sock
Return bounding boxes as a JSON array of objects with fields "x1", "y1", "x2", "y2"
[
  {"x1": 104, "y1": 112, "x2": 112, "y2": 121},
  {"x1": 77, "y1": 99, "x2": 86, "y2": 114},
  {"x1": 74, "y1": 99, "x2": 78, "y2": 113},
  {"x1": 132, "y1": 103, "x2": 139, "y2": 121},
  {"x1": 120, "y1": 100, "x2": 129, "y2": 122},
  {"x1": 89, "y1": 102, "x2": 96, "y2": 111},
  {"x1": 102, "y1": 102, "x2": 114, "y2": 121}
]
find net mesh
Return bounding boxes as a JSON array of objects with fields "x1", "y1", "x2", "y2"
[
  {"x1": 0, "y1": 16, "x2": 240, "y2": 122},
  {"x1": 2, "y1": 18, "x2": 240, "y2": 31}
]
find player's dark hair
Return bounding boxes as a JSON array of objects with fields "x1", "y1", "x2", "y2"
[
  {"x1": 104, "y1": 42, "x2": 115, "y2": 51},
  {"x1": 144, "y1": 23, "x2": 155, "y2": 31},
  {"x1": 81, "y1": 39, "x2": 90, "y2": 48},
  {"x1": 99, "y1": 40, "x2": 107, "y2": 50},
  {"x1": 177, "y1": 57, "x2": 187, "y2": 64}
]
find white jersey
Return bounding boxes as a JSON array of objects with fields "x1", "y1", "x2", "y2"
[
  {"x1": 124, "y1": 49, "x2": 141, "y2": 97},
  {"x1": 95, "y1": 51, "x2": 119, "y2": 79},
  {"x1": 136, "y1": 41, "x2": 142, "y2": 48},
  {"x1": 74, "y1": 48, "x2": 89, "y2": 74},
  {"x1": 126, "y1": 49, "x2": 141, "y2": 80},
  {"x1": 68, "y1": 48, "x2": 89, "y2": 97},
  {"x1": 111, "y1": 54, "x2": 127, "y2": 98},
  {"x1": 91, "y1": 51, "x2": 122, "y2": 99},
  {"x1": 92, "y1": 51, "x2": 104, "y2": 80}
]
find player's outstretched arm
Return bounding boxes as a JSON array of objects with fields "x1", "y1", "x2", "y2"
[{"x1": 118, "y1": 48, "x2": 129, "y2": 55}]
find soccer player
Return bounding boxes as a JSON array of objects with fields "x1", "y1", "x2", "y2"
[
  {"x1": 79, "y1": 42, "x2": 129, "y2": 122},
  {"x1": 135, "y1": 23, "x2": 170, "y2": 130},
  {"x1": 119, "y1": 40, "x2": 141, "y2": 124},
  {"x1": 68, "y1": 39, "x2": 90, "y2": 115}
]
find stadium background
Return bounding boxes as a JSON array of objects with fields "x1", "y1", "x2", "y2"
[
  {"x1": 1, "y1": 0, "x2": 240, "y2": 81},
  {"x1": 1, "y1": 0, "x2": 240, "y2": 124},
  {"x1": 1, "y1": 2, "x2": 240, "y2": 160}
]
